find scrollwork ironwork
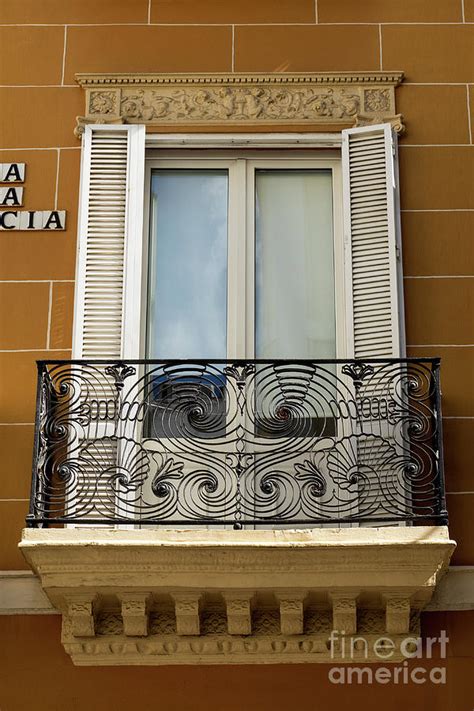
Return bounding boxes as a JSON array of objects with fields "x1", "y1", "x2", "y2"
[{"x1": 28, "y1": 358, "x2": 446, "y2": 527}]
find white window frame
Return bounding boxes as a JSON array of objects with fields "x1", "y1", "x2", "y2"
[{"x1": 142, "y1": 148, "x2": 346, "y2": 361}]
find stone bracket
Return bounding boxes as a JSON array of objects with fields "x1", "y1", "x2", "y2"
[
  {"x1": 384, "y1": 594, "x2": 411, "y2": 635},
  {"x1": 121, "y1": 593, "x2": 150, "y2": 637},
  {"x1": 74, "y1": 72, "x2": 405, "y2": 138},
  {"x1": 277, "y1": 592, "x2": 306, "y2": 636},
  {"x1": 173, "y1": 593, "x2": 201, "y2": 636},
  {"x1": 224, "y1": 591, "x2": 253, "y2": 636},
  {"x1": 65, "y1": 594, "x2": 96, "y2": 638},
  {"x1": 330, "y1": 591, "x2": 358, "y2": 635}
]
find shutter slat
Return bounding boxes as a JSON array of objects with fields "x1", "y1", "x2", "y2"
[{"x1": 342, "y1": 124, "x2": 403, "y2": 359}]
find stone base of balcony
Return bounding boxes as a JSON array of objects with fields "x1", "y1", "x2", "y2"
[{"x1": 20, "y1": 526, "x2": 455, "y2": 666}]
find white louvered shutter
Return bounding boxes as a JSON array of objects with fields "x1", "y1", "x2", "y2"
[
  {"x1": 71, "y1": 124, "x2": 145, "y2": 524},
  {"x1": 342, "y1": 123, "x2": 404, "y2": 359},
  {"x1": 73, "y1": 124, "x2": 146, "y2": 359},
  {"x1": 342, "y1": 124, "x2": 406, "y2": 525}
]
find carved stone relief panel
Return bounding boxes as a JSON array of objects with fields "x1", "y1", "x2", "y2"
[{"x1": 74, "y1": 72, "x2": 404, "y2": 137}]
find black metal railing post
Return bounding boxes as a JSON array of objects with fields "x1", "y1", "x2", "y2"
[
  {"x1": 26, "y1": 361, "x2": 47, "y2": 527},
  {"x1": 432, "y1": 358, "x2": 448, "y2": 525}
]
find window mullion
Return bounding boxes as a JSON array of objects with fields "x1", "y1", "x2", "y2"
[
  {"x1": 227, "y1": 158, "x2": 248, "y2": 360},
  {"x1": 245, "y1": 161, "x2": 256, "y2": 361}
]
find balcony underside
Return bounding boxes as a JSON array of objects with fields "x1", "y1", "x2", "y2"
[{"x1": 21, "y1": 526, "x2": 454, "y2": 665}]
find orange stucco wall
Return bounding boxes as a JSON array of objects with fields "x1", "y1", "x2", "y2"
[
  {"x1": 0, "y1": 1, "x2": 473, "y2": 707},
  {"x1": 0, "y1": 612, "x2": 472, "y2": 711}
]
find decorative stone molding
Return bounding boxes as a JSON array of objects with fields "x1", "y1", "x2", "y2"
[
  {"x1": 357, "y1": 609, "x2": 386, "y2": 635},
  {"x1": 277, "y1": 593, "x2": 306, "y2": 636},
  {"x1": 58, "y1": 591, "x2": 425, "y2": 665},
  {"x1": 384, "y1": 595, "x2": 411, "y2": 635},
  {"x1": 74, "y1": 72, "x2": 404, "y2": 138},
  {"x1": 95, "y1": 613, "x2": 123, "y2": 636},
  {"x1": 330, "y1": 592, "x2": 358, "y2": 635},
  {"x1": 61, "y1": 633, "x2": 422, "y2": 665},
  {"x1": 120, "y1": 593, "x2": 150, "y2": 637},
  {"x1": 20, "y1": 526, "x2": 454, "y2": 665},
  {"x1": 224, "y1": 592, "x2": 253, "y2": 636},
  {"x1": 66, "y1": 595, "x2": 96, "y2": 638},
  {"x1": 173, "y1": 593, "x2": 201, "y2": 636}
]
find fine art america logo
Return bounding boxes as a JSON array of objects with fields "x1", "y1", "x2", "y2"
[
  {"x1": 328, "y1": 629, "x2": 449, "y2": 685},
  {"x1": 0, "y1": 162, "x2": 66, "y2": 230}
]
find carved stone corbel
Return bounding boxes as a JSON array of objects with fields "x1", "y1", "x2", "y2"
[
  {"x1": 120, "y1": 593, "x2": 150, "y2": 637},
  {"x1": 74, "y1": 115, "x2": 124, "y2": 138},
  {"x1": 173, "y1": 593, "x2": 201, "y2": 636},
  {"x1": 65, "y1": 594, "x2": 96, "y2": 637},
  {"x1": 277, "y1": 593, "x2": 306, "y2": 635},
  {"x1": 330, "y1": 592, "x2": 358, "y2": 635},
  {"x1": 74, "y1": 72, "x2": 405, "y2": 138},
  {"x1": 224, "y1": 592, "x2": 253, "y2": 635},
  {"x1": 384, "y1": 595, "x2": 411, "y2": 635}
]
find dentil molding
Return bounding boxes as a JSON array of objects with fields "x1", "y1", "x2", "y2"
[{"x1": 74, "y1": 72, "x2": 404, "y2": 138}]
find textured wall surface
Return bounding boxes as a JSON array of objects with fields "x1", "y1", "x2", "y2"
[
  {"x1": 0, "y1": 612, "x2": 472, "y2": 711},
  {"x1": 0, "y1": 2, "x2": 472, "y2": 703}
]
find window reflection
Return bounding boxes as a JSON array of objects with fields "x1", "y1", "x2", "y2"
[
  {"x1": 147, "y1": 170, "x2": 228, "y2": 359},
  {"x1": 255, "y1": 169, "x2": 336, "y2": 360}
]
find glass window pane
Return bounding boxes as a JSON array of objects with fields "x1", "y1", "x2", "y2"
[
  {"x1": 255, "y1": 169, "x2": 336, "y2": 359},
  {"x1": 147, "y1": 169, "x2": 228, "y2": 359}
]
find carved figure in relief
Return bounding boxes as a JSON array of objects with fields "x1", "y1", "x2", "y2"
[
  {"x1": 339, "y1": 92, "x2": 359, "y2": 118},
  {"x1": 306, "y1": 91, "x2": 333, "y2": 117},
  {"x1": 217, "y1": 87, "x2": 236, "y2": 118},
  {"x1": 273, "y1": 89, "x2": 304, "y2": 118},
  {"x1": 115, "y1": 86, "x2": 362, "y2": 124},
  {"x1": 306, "y1": 89, "x2": 360, "y2": 120},
  {"x1": 171, "y1": 90, "x2": 193, "y2": 118},
  {"x1": 150, "y1": 92, "x2": 172, "y2": 118},
  {"x1": 121, "y1": 92, "x2": 146, "y2": 119},
  {"x1": 192, "y1": 90, "x2": 214, "y2": 118},
  {"x1": 244, "y1": 88, "x2": 265, "y2": 119},
  {"x1": 121, "y1": 90, "x2": 157, "y2": 121}
]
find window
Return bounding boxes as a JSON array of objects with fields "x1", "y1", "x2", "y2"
[
  {"x1": 144, "y1": 155, "x2": 342, "y2": 362},
  {"x1": 72, "y1": 125, "x2": 404, "y2": 364}
]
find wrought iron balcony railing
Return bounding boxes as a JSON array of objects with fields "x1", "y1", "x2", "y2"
[{"x1": 27, "y1": 358, "x2": 448, "y2": 528}]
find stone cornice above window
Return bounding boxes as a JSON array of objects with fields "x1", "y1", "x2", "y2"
[{"x1": 74, "y1": 72, "x2": 404, "y2": 138}]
